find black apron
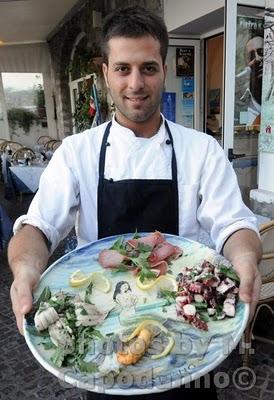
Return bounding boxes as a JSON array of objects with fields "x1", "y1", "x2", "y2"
[
  {"x1": 97, "y1": 121, "x2": 178, "y2": 239},
  {"x1": 89, "y1": 121, "x2": 217, "y2": 399}
]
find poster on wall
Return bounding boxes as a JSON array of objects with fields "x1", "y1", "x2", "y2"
[
  {"x1": 161, "y1": 92, "x2": 176, "y2": 122},
  {"x1": 234, "y1": 14, "x2": 264, "y2": 128},
  {"x1": 182, "y1": 76, "x2": 194, "y2": 128},
  {"x1": 259, "y1": 1, "x2": 274, "y2": 153},
  {"x1": 176, "y1": 47, "x2": 194, "y2": 77}
]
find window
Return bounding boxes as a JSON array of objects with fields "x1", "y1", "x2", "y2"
[{"x1": 1, "y1": 72, "x2": 48, "y2": 145}]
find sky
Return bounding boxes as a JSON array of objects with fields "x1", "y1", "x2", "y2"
[{"x1": 2, "y1": 72, "x2": 43, "y2": 91}]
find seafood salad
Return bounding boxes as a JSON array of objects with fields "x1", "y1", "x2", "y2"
[{"x1": 175, "y1": 260, "x2": 240, "y2": 331}]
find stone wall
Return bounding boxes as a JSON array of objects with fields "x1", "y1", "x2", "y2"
[{"x1": 47, "y1": 0, "x2": 163, "y2": 137}]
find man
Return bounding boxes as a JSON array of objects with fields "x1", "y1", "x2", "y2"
[
  {"x1": 8, "y1": 6, "x2": 262, "y2": 399},
  {"x1": 237, "y1": 35, "x2": 264, "y2": 126}
]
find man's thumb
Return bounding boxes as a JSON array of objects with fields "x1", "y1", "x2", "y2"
[{"x1": 17, "y1": 281, "x2": 33, "y2": 314}]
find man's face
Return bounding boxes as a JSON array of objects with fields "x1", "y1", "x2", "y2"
[
  {"x1": 102, "y1": 35, "x2": 167, "y2": 128},
  {"x1": 246, "y1": 36, "x2": 264, "y2": 76}
]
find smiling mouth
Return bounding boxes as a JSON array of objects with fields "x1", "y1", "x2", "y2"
[{"x1": 125, "y1": 96, "x2": 148, "y2": 103}]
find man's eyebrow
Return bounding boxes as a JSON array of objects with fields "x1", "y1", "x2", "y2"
[
  {"x1": 142, "y1": 61, "x2": 160, "y2": 66},
  {"x1": 112, "y1": 62, "x2": 130, "y2": 66}
]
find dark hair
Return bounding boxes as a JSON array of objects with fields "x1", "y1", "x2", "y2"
[
  {"x1": 113, "y1": 280, "x2": 131, "y2": 301},
  {"x1": 101, "y1": 6, "x2": 169, "y2": 65}
]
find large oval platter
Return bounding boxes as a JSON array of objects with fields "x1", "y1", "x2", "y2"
[{"x1": 24, "y1": 233, "x2": 249, "y2": 395}]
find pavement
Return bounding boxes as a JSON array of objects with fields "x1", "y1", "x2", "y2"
[{"x1": 1, "y1": 186, "x2": 274, "y2": 399}]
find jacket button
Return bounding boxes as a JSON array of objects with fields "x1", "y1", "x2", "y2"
[
  {"x1": 106, "y1": 142, "x2": 111, "y2": 146},
  {"x1": 166, "y1": 139, "x2": 171, "y2": 145}
]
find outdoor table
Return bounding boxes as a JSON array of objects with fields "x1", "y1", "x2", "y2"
[{"x1": 9, "y1": 164, "x2": 46, "y2": 193}]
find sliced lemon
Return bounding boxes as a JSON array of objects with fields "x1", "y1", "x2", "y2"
[
  {"x1": 136, "y1": 274, "x2": 178, "y2": 292},
  {"x1": 90, "y1": 271, "x2": 111, "y2": 293},
  {"x1": 156, "y1": 274, "x2": 178, "y2": 292},
  {"x1": 69, "y1": 269, "x2": 91, "y2": 287},
  {"x1": 122, "y1": 319, "x2": 168, "y2": 342},
  {"x1": 151, "y1": 335, "x2": 175, "y2": 360}
]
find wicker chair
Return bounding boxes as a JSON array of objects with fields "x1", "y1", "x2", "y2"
[
  {"x1": 2, "y1": 141, "x2": 23, "y2": 153},
  {"x1": 0, "y1": 138, "x2": 7, "y2": 147},
  {"x1": 243, "y1": 220, "x2": 274, "y2": 366},
  {"x1": 51, "y1": 140, "x2": 62, "y2": 151},
  {"x1": 11, "y1": 147, "x2": 36, "y2": 163},
  {"x1": 44, "y1": 139, "x2": 58, "y2": 151},
  {"x1": 37, "y1": 135, "x2": 52, "y2": 145}
]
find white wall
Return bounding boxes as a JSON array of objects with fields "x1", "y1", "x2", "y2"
[
  {"x1": 258, "y1": 152, "x2": 274, "y2": 192},
  {"x1": 163, "y1": 0, "x2": 224, "y2": 32}
]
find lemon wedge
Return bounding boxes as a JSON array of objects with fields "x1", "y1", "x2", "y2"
[
  {"x1": 122, "y1": 319, "x2": 174, "y2": 359},
  {"x1": 69, "y1": 269, "x2": 91, "y2": 287},
  {"x1": 89, "y1": 271, "x2": 111, "y2": 293},
  {"x1": 151, "y1": 335, "x2": 175, "y2": 360},
  {"x1": 122, "y1": 319, "x2": 168, "y2": 342},
  {"x1": 69, "y1": 270, "x2": 111, "y2": 292},
  {"x1": 136, "y1": 274, "x2": 178, "y2": 292}
]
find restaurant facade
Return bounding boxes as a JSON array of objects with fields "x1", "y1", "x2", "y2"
[{"x1": 0, "y1": 0, "x2": 273, "y2": 216}]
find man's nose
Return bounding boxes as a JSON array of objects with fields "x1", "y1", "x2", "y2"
[
  {"x1": 128, "y1": 69, "x2": 145, "y2": 91},
  {"x1": 255, "y1": 50, "x2": 263, "y2": 61}
]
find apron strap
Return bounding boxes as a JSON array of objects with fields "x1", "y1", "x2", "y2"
[
  {"x1": 98, "y1": 121, "x2": 112, "y2": 182},
  {"x1": 164, "y1": 120, "x2": 177, "y2": 182}
]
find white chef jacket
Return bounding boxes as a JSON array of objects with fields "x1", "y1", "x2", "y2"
[{"x1": 14, "y1": 116, "x2": 259, "y2": 254}]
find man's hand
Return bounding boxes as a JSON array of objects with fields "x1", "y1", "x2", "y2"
[
  {"x1": 8, "y1": 225, "x2": 50, "y2": 334},
  {"x1": 10, "y1": 266, "x2": 41, "y2": 334},
  {"x1": 223, "y1": 229, "x2": 262, "y2": 319},
  {"x1": 231, "y1": 254, "x2": 262, "y2": 319}
]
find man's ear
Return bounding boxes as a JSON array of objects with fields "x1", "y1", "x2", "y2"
[
  {"x1": 102, "y1": 63, "x2": 109, "y2": 88},
  {"x1": 163, "y1": 63, "x2": 167, "y2": 84}
]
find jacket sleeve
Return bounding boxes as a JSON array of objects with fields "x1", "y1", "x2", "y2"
[{"x1": 197, "y1": 137, "x2": 259, "y2": 253}]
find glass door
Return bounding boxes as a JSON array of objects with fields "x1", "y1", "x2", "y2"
[{"x1": 223, "y1": 0, "x2": 265, "y2": 205}]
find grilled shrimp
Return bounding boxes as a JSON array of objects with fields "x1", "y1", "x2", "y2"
[{"x1": 117, "y1": 328, "x2": 152, "y2": 365}]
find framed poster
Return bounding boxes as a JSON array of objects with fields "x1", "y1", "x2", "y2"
[
  {"x1": 234, "y1": 14, "x2": 264, "y2": 127},
  {"x1": 176, "y1": 46, "x2": 194, "y2": 77}
]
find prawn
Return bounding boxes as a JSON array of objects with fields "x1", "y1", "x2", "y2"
[{"x1": 116, "y1": 328, "x2": 152, "y2": 365}]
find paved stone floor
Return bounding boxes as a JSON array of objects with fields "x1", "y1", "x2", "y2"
[{"x1": 1, "y1": 186, "x2": 274, "y2": 399}]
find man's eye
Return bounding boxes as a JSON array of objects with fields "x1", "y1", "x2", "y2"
[
  {"x1": 115, "y1": 66, "x2": 129, "y2": 73},
  {"x1": 143, "y1": 66, "x2": 157, "y2": 74}
]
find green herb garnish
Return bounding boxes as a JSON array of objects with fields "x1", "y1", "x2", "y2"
[{"x1": 219, "y1": 265, "x2": 240, "y2": 283}]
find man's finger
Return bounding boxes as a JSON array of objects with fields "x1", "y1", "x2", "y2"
[
  {"x1": 16, "y1": 280, "x2": 33, "y2": 314},
  {"x1": 237, "y1": 272, "x2": 254, "y2": 303},
  {"x1": 10, "y1": 280, "x2": 33, "y2": 335}
]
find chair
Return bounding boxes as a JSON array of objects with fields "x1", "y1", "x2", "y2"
[
  {"x1": 242, "y1": 220, "x2": 274, "y2": 366},
  {"x1": 51, "y1": 140, "x2": 62, "y2": 151},
  {"x1": 0, "y1": 140, "x2": 9, "y2": 153},
  {"x1": 44, "y1": 139, "x2": 58, "y2": 151},
  {"x1": 2, "y1": 141, "x2": 23, "y2": 153},
  {"x1": 11, "y1": 147, "x2": 36, "y2": 163},
  {"x1": 0, "y1": 138, "x2": 7, "y2": 147},
  {"x1": 37, "y1": 135, "x2": 52, "y2": 145}
]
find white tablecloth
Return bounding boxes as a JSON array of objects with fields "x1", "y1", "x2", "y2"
[{"x1": 9, "y1": 165, "x2": 46, "y2": 193}]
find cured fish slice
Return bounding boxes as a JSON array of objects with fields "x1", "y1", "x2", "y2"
[
  {"x1": 127, "y1": 231, "x2": 165, "y2": 249},
  {"x1": 98, "y1": 249, "x2": 128, "y2": 268}
]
